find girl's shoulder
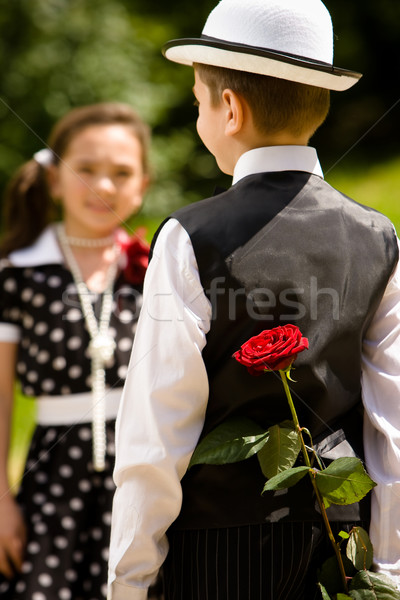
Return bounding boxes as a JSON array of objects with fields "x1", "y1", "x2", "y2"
[{"x1": 6, "y1": 224, "x2": 63, "y2": 269}]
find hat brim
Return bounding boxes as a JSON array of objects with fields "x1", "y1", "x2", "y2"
[{"x1": 163, "y1": 36, "x2": 362, "y2": 91}]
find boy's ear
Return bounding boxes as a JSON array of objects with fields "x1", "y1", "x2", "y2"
[{"x1": 222, "y1": 89, "x2": 244, "y2": 137}]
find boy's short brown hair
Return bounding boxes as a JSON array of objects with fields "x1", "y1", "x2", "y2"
[{"x1": 195, "y1": 63, "x2": 330, "y2": 139}]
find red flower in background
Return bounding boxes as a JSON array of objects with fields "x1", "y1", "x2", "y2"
[
  {"x1": 233, "y1": 324, "x2": 308, "y2": 375},
  {"x1": 116, "y1": 227, "x2": 150, "y2": 285}
]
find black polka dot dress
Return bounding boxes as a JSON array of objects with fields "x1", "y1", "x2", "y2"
[{"x1": 0, "y1": 227, "x2": 145, "y2": 600}]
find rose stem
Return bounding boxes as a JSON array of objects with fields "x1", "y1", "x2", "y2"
[{"x1": 279, "y1": 370, "x2": 349, "y2": 594}]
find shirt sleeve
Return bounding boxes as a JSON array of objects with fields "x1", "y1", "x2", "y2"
[
  {"x1": 361, "y1": 237, "x2": 400, "y2": 586},
  {"x1": 0, "y1": 262, "x2": 21, "y2": 343},
  {"x1": 107, "y1": 218, "x2": 212, "y2": 600}
]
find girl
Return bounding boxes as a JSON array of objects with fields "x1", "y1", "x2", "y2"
[{"x1": 0, "y1": 102, "x2": 151, "y2": 599}]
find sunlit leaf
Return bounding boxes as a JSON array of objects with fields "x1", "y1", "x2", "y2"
[
  {"x1": 189, "y1": 417, "x2": 269, "y2": 468},
  {"x1": 262, "y1": 466, "x2": 310, "y2": 492},
  {"x1": 257, "y1": 420, "x2": 301, "y2": 478},
  {"x1": 349, "y1": 570, "x2": 400, "y2": 599},
  {"x1": 346, "y1": 527, "x2": 373, "y2": 571},
  {"x1": 318, "y1": 582, "x2": 333, "y2": 599},
  {"x1": 315, "y1": 458, "x2": 376, "y2": 508}
]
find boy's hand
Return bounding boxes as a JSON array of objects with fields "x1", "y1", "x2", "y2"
[{"x1": 0, "y1": 495, "x2": 26, "y2": 579}]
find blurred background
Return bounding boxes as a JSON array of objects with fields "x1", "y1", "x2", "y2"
[{"x1": 1, "y1": 0, "x2": 399, "y2": 482}]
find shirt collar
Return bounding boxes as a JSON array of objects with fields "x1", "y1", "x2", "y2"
[
  {"x1": 232, "y1": 145, "x2": 323, "y2": 185},
  {"x1": 8, "y1": 224, "x2": 64, "y2": 267}
]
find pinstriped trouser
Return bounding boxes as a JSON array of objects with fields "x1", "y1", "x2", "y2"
[{"x1": 163, "y1": 521, "x2": 359, "y2": 600}]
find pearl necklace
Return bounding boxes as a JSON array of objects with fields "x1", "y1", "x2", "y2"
[
  {"x1": 56, "y1": 224, "x2": 120, "y2": 471},
  {"x1": 63, "y1": 234, "x2": 115, "y2": 248}
]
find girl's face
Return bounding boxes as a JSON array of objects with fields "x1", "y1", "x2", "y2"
[{"x1": 48, "y1": 124, "x2": 148, "y2": 237}]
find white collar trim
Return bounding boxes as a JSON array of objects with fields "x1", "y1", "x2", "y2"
[
  {"x1": 232, "y1": 145, "x2": 323, "y2": 185},
  {"x1": 8, "y1": 225, "x2": 64, "y2": 267}
]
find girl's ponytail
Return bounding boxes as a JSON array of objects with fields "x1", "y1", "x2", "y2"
[{"x1": 0, "y1": 159, "x2": 56, "y2": 257}]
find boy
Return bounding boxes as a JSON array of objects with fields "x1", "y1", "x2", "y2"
[{"x1": 108, "y1": 1, "x2": 400, "y2": 598}]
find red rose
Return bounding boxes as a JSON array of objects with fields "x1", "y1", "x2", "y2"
[
  {"x1": 233, "y1": 325, "x2": 308, "y2": 375},
  {"x1": 116, "y1": 228, "x2": 150, "y2": 285}
]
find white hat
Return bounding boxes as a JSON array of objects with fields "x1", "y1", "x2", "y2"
[{"x1": 163, "y1": 0, "x2": 361, "y2": 91}]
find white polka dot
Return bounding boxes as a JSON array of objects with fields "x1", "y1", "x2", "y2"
[
  {"x1": 37, "y1": 350, "x2": 50, "y2": 364},
  {"x1": 31, "y1": 513, "x2": 41, "y2": 523},
  {"x1": 66, "y1": 308, "x2": 82, "y2": 322},
  {"x1": 119, "y1": 309, "x2": 134, "y2": 323},
  {"x1": 32, "y1": 294, "x2": 46, "y2": 307},
  {"x1": 39, "y1": 449, "x2": 50, "y2": 462},
  {"x1": 34, "y1": 322, "x2": 48, "y2": 335},
  {"x1": 9, "y1": 307, "x2": 21, "y2": 320},
  {"x1": 90, "y1": 562, "x2": 101, "y2": 576},
  {"x1": 33, "y1": 493, "x2": 46, "y2": 505},
  {"x1": 68, "y1": 446, "x2": 83, "y2": 459},
  {"x1": 117, "y1": 365, "x2": 128, "y2": 379},
  {"x1": 67, "y1": 336, "x2": 82, "y2": 350},
  {"x1": 59, "y1": 464, "x2": 73, "y2": 478},
  {"x1": 48, "y1": 276, "x2": 62, "y2": 287},
  {"x1": 103, "y1": 511, "x2": 112, "y2": 526},
  {"x1": 78, "y1": 428, "x2": 91, "y2": 441},
  {"x1": 27, "y1": 541, "x2": 41, "y2": 554},
  {"x1": 23, "y1": 315, "x2": 34, "y2": 328},
  {"x1": 91, "y1": 527, "x2": 102, "y2": 540},
  {"x1": 21, "y1": 288, "x2": 33, "y2": 301},
  {"x1": 22, "y1": 560, "x2": 33, "y2": 573},
  {"x1": 61, "y1": 386, "x2": 71, "y2": 394},
  {"x1": 42, "y1": 502, "x2": 56, "y2": 515},
  {"x1": 24, "y1": 386, "x2": 35, "y2": 396},
  {"x1": 45, "y1": 428, "x2": 57, "y2": 442},
  {"x1": 46, "y1": 555, "x2": 60, "y2": 568},
  {"x1": 65, "y1": 568, "x2": 78, "y2": 581},
  {"x1": 54, "y1": 536, "x2": 68, "y2": 549},
  {"x1": 17, "y1": 362, "x2": 27, "y2": 374},
  {"x1": 34, "y1": 522, "x2": 47, "y2": 535},
  {"x1": 28, "y1": 344, "x2": 39, "y2": 356},
  {"x1": 105, "y1": 476, "x2": 115, "y2": 490},
  {"x1": 101, "y1": 547, "x2": 109, "y2": 561},
  {"x1": 72, "y1": 550, "x2": 84, "y2": 563},
  {"x1": 70, "y1": 497, "x2": 84, "y2": 511},
  {"x1": 33, "y1": 271, "x2": 46, "y2": 283},
  {"x1": 33, "y1": 593, "x2": 46, "y2": 600},
  {"x1": 38, "y1": 573, "x2": 52, "y2": 587},
  {"x1": 50, "y1": 328, "x2": 64, "y2": 342},
  {"x1": 118, "y1": 337, "x2": 132, "y2": 352},
  {"x1": 4, "y1": 278, "x2": 17, "y2": 292},
  {"x1": 59, "y1": 589, "x2": 72, "y2": 600},
  {"x1": 53, "y1": 356, "x2": 66, "y2": 370},
  {"x1": 78, "y1": 479, "x2": 91, "y2": 492},
  {"x1": 68, "y1": 365, "x2": 82, "y2": 379},
  {"x1": 16, "y1": 581, "x2": 26, "y2": 592},
  {"x1": 42, "y1": 379, "x2": 56, "y2": 392},
  {"x1": 49, "y1": 300, "x2": 64, "y2": 314},
  {"x1": 27, "y1": 371, "x2": 39, "y2": 383},
  {"x1": 35, "y1": 471, "x2": 48, "y2": 484},
  {"x1": 131, "y1": 322, "x2": 138, "y2": 335},
  {"x1": 50, "y1": 483, "x2": 64, "y2": 497}
]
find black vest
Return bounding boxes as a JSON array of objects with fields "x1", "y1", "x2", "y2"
[{"x1": 154, "y1": 171, "x2": 398, "y2": 528}]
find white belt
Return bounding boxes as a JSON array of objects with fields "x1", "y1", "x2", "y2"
[{"x1": 36, "y1": 388, "x2": 122, "y2": 426}]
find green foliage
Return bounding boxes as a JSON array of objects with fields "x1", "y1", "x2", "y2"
[
  {"x1": 257, "y1": 420, "x2": 301, "y2": 479},
  {"x1": 189, "y1": 417, "x2": 269, "y2": 468},
  {"x1": 348, "y1": 571, "x2": 400, "y2": 599},
  {"x1": 346, "y1": 528, "x2": 373, "y2": 572},
  {"x1": 315, "y1": 458, "x2": 376, "y2": 508},
  {"x1": 262, "y1": 466, "x2": 310, "y2": 492}
]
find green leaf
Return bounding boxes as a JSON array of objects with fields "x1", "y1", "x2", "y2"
[
  {"x1": 337, "y1": 595, "x2": 353, "y2": 599},
  {"x1": 189, "y1": 417, "x2": 269, "y2": 468},
  {"x1": 257, "y1": 421, "x2": 301, "y2": 479},
  {"x1": 349, "y1": 570, "x2": 400, "y2": 599},
  {"x1": 339, "y1": 531, "x2": 351, "y2": 540},
  {"x1": 262, "y1": 466, "x2": 310, "y2": 492},
  {"x1": 315, "y1": 458, "x2": 376, "y2": 508},
  {"x1": 318, "y1": 554, "x2": 356, "y2": 597},
  {"x1": 346, "y1": 527, "x2": 373, "y2": 571},
  {"x1": 318, "y1": 582, "x2": 333, "y2": 599}
]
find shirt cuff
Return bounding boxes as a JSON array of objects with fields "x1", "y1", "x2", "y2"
[
  {"x1": 0, "y1": 322, "x2": 21, "y2": 343},
  {"x1": 107, "y1": 582, "x2": 148, "y2": 600}
]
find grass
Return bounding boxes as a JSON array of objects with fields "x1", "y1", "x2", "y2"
[{"x1": 8, "y1": 156, "x2": 400, "y2": 486}]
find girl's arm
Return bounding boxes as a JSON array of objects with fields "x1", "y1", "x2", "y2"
[{"x1": 0, "y1": 341, "x2": 27, "y2": 579}]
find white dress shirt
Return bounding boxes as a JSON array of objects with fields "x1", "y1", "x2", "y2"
[{"x1": 108, "y1": 146, "x2": 400, "y2": 599}]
